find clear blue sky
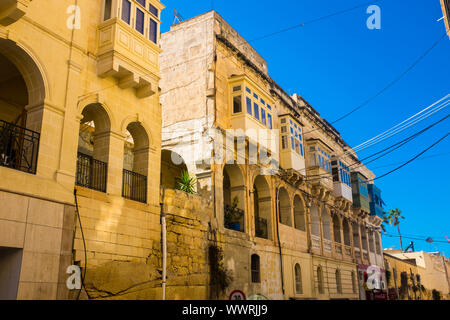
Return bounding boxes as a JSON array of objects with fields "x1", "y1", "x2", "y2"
[{"x1": 160, "y1": 0, "x2": 450, "y2": 254}]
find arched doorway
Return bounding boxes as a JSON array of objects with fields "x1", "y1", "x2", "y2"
[
  {"x1": 223, "y1": 164, "x2": 245, "y2": 233},
  {"x1": 254, "y1": 175, "x2": 272, "y2": 240},
  {"x1": 278, "y1": 187, "x2": 291, "y2": 226}
]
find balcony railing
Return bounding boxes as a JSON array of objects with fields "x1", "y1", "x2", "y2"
[
  {"x1": 224, "y1": 205, "x2": 245, "y2": 233},
  {"x1": 344, "y1": 245, "x2": 352, "y2": 256},
  {"x1": 255, "y1": 217, "x2": 268, "y2": 239},
  {"x1": 122, "y1": 169, "x2": 147, "y2": 203},
  {"x1": 76, "y1": 153, "x2": 108, "y2": 193},
  {"x1": 311, "y1": 234, "x2": 321, "y2": 250},
  {"x1": 335, "y1": 243, "x2": 342, "y2": 254},
  {"x1": 0, "y1": 120, "x2": 40, "y2": 174},
  {"x1": 324, "y1": 239, "x2": 332, "y2": 252}
]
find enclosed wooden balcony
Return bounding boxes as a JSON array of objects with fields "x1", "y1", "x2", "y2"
[{"x1": 0, "y1": 0, "x2": 30, "y2": 26}]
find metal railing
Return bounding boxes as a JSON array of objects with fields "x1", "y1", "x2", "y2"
[
  {"x1": 122, "y1": 169, "x2": 147, "y2": 203},
  {"x1": 255, "y1": 217, "x2": 268, "y2": 239},
  {"x1": 76, "y1": 153, "x2": 107, "y2": 192},
  {"x1": 0, "y1": 120, "x2": 40, "y2": 174}
]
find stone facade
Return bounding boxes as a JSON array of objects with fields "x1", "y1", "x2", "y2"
[
  {"x1": 160, "y1": 11, "x2": 385, "y2": 300},
  {"x1": 0, "y1": 0, "x2": 165, "y2": 299}
]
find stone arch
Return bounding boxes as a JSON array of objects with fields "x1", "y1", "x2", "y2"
[
  {"x1": 223, "y1": 164, "x2": 245, "y2": 232},
  {"x1": 278, "y1": 187, "x2": 291, "y2": 226},
  {"x1": 253, "y1": 175, "x2": 272, "y2": 240},
  {"x1": 161, "y1": 149, "x2": 188, "y2": 189},
  {"x1": 0, "y1": 40, "x2": 46, "y2": 174},
  {"x1": 293, "y1": 194, "x2": 306, "y2": 231},
  {"x1": 294, "y1": 263, "x2": 303, "y2": 294},
  {"x1": 0, "y1": 38, "x2": 47, "y2": 111},
  {"x1": 120, "y1": 115, "x2": 153, "y2": 148}
]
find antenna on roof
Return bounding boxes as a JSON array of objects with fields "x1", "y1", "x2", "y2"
[{"x1": 172, "y1": 9, "x2": 183, "y2": 26}]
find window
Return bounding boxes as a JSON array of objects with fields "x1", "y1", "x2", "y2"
[
  {"x1": 136, "y1": 0, "x2": 146, "y2": 6},
  {"x1": 267, "y1": 104, "x2": 272, "y2": 110},
  {"x1": 121, "y1": 0, "x2": 131, "y2": 24},
  {"x1": 253, "y1": 93, "x2": 259, "y2": 100},
  {"x1": 261, "y1": 108, "x2": 266, "y2": 126},
  {"x1": 317, "y1": 266, "x2": 324, "y2": 294},
  {"x1": 104, "y1": 0, "x2": 112, "y2": 21},
  {"x1": 295, "y1": 264, "x2": 303, "y2": 294},
  {"x1": 233, "y1": 85, "x2": 241, "y2": 92},
  {"x1": 282, "y1": 136, "x2": 288, "y2": 149},
  {"x1": 246, "y1": 97, "x2": 252, "y2": 115},
  {"x1": 253, "y1": 103, "x2": 260, "y2": 120},
  {"x1": 233, "y1": 96, "x2": 242, "y2": 114},
  {"x1": 136, "y1": 8, "x2": 145, "y2": 34},
  {"x1": 260, "y1": 98, "x2": 265, "y2": 105},
  {"x1": 281, "y1": 118, "x2": 286, "y2": 124},
  {"x1": 251, "y1": 254, "x2": 260, "y2": 283},
  {"x1": 246, "y1": 87, "x2": 251, "y2": 94},
  {"x1": 149, "y1": 18, "x2": 158, "y2": 43},
  {"x1": 149, "y1": 2, "x2": 159, "y2": 17},
  {"x1": 336, "y1": 269, "x2": 342, "y2": 294},
  {"x1": 291, "y1": 137, "x2": 295, "y2": 150},
  {"x1": 267, "y1": 114, "x2": 272, "y2": 129},
  {"x1": 281, "y1": 126, "x2": 287, "y2": 133}
]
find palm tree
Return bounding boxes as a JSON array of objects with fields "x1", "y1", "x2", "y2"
[{"x1": 381, "y1": 208, "x2": 405, "y2": 251}]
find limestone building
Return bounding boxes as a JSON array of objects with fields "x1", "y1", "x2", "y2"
[
  {"x1": 441, "y1": 0, "x2": 450, "y2": 39},
  {"x1": 160, "y1": 11, "x2": 386, "y2": 300},
  {"x1": 0, "y1": 0, "x2": 165, "y2": 299}
]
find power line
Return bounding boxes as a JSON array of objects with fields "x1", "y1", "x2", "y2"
[
  {"x1": 370, "y1": 132, "x2": 450, "y2": 182},
  {"x1": 370, "y1": 152, "x2": 450, "y2": 170},
  {"x1": 328, "y1": 32, "x2": 448, "y2": 125},
  {"x1": 383, "y1": 233, "x2": 450, "y2": 244},
  {"x1": 305, "y1": 113, "x2": 450, "y2": 181}
]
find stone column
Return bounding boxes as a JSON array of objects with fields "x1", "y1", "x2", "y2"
[{"x1": 105, "y1": 130, "x2": 125, "y2": 196}]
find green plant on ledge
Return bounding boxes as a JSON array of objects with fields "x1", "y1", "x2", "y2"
[{"x1": 176, "y1": 170, "x2": 196, "y2": 194}]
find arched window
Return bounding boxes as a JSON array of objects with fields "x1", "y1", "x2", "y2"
[
  {"x1": 278, "y1": 188, "x2": 292, "y2": 226},
  {"x1": 310, "y1": 204, "x2": 321, "y2": 237},
  {"x1": 336, "y1": 269, "x2": 342, "y2": 294},
  {"x1": 223, "y1": 164, "x2": 245, "y2": 233},
  {"x1": 254, "y1": 176, "x2": 272, "y2": 240},
  {"x1": 351, "y1": 271, "x2": 357, "y2": 293},
  {"x1": 293, "y1": 195, "x2": 306, "y2": 231},
  {"x1": 369, "y1": 231, "x2": 375, "y2": 253},
  {"x1": 251, "y1": 254, "x2": 260, "y2": 283},
  {"x1": 322, "y1": 209, "x2": 331, "y2": 241},
  {"x1": 375, "y1": 232, "x2": 382, "y2": 255},
  {"x1": 122, "y1": 122, "x2": 149, "y2": 203},
  {"x1": 361, "y1": 226, "x2": 368, "y2": 251},
  {"x1": 343, "y1": 218, "x2": 351, "y2": 246},
  {"x1": 295, "y1": 263, "x2": 302, "y2": 294},
  {"x1": 76, "y1": 103, "x2": 111, "y2": 193},
  {"x1": 333, "y1": 215, "x2": 341, "y2": 243},
  {"x1": 317, "y1": 266, "x2": 324, "y2": 294}
]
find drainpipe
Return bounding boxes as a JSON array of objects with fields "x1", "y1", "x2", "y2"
[
  {"x1": 275, "y1": 188, "x2": 285, "y2": 298},
  {"x1": 160, "y1": 187, "x2": 167, "y2": 300}
]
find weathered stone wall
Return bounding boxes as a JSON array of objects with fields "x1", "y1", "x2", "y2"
[{"x1": 76, "y1": 188, "x2": 213, "y2": 300}]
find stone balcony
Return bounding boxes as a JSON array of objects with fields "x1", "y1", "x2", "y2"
[
  {"x1": 97, "y1": 18, "x2": 161, "y2": 99},
  {"x1": 0, "y1": 0, "x2": 30, "y2": 26}
]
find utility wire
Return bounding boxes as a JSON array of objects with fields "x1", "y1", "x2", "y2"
[
  {"x1": 369, "y1": 132, "x2": 450, "y2": 182},
  {"x1": 328, "y1": 32, "x2": 448, "y2": 126}
]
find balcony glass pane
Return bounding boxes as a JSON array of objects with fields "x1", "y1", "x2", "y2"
[
  {"x1": 149, "y1": 18, "x2": 157, "y2": 43},
  {"x1": 121, "y1": 0, "x2": 131, "y2": 24},
  {"x1": 149, "y1": 3, "x2": 159, "y2": 17},
  {"x1": 136, "y1": 9, "x2": 145, "y2": 34}
]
